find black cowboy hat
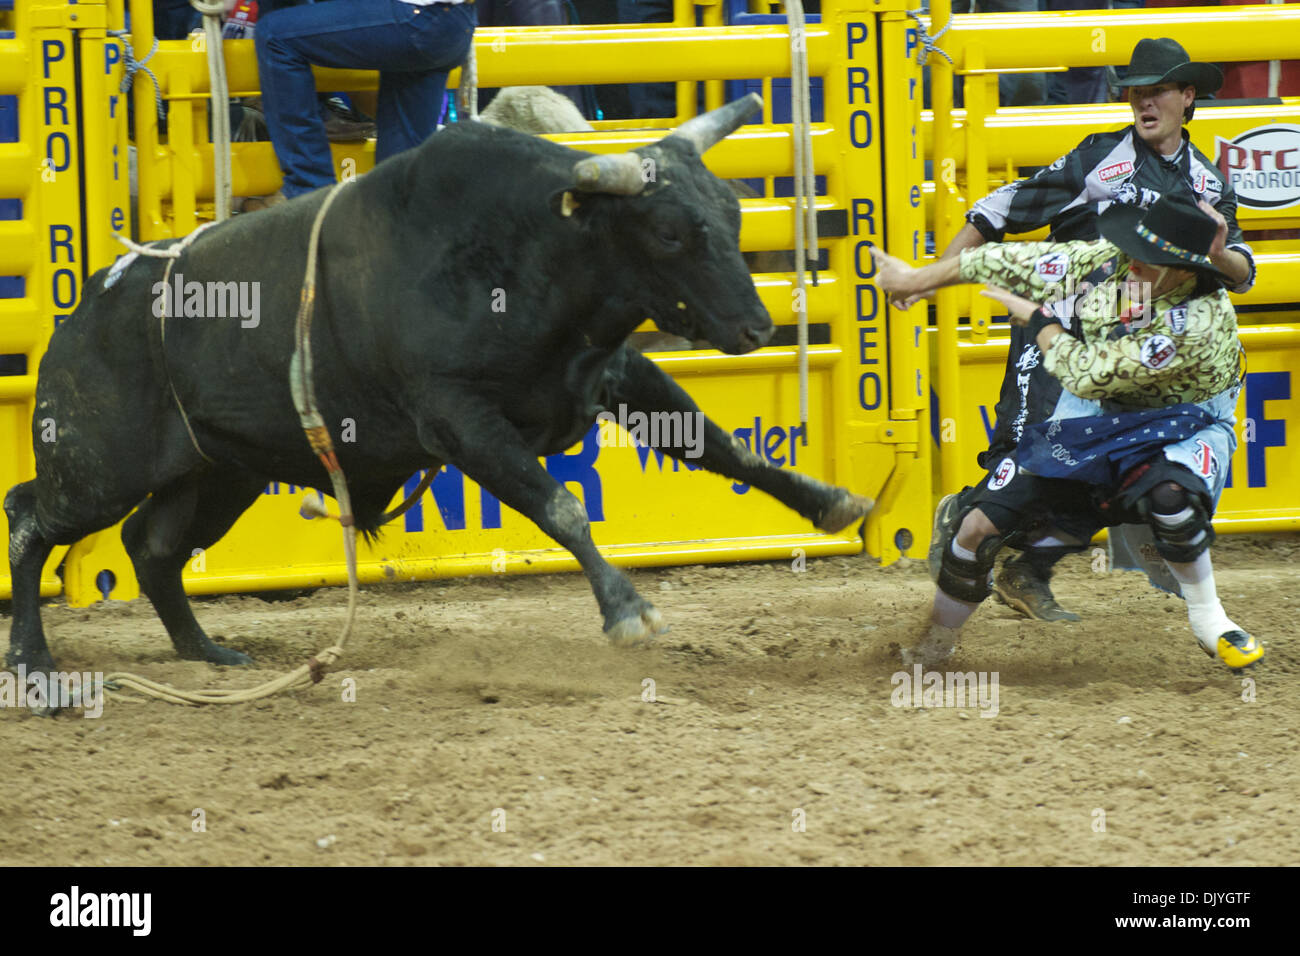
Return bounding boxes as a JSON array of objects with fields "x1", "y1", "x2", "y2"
[
  {"x1": 1098, "y1": 194, "x2": 1230, "y2": 283},
  {"x1": 1114, "y1": 38, "x2": 1223, "y2": 96}
]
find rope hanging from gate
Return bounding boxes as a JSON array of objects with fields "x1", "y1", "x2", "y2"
[
  {"x1": 905, "y1": 8, "x2": 954, "y2": 67},
  {"x1": 90, "y1": 184, "x2": 362, "y2": 707},
  {"x1": 788, "y1": 0, "x2": 817, "y2": 438},
  {"x1": 106, "y1": 30, "x2": 166, "y2": 120},
  {"x1": 191, "y1": 0, "x2": 233, "y2": 221},
  {"x1": 459, "y1": 42, "x2": 478, "y2": 120}
]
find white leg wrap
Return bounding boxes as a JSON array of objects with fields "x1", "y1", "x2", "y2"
[{"x1": 1164, "y1": 551, "x2": 1239, "y2": 650}]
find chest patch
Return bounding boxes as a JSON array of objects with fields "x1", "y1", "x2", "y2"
[
  {"x1": 1140, "y1": 334, "x2": 1178, "y2": 369},
  {"x1": 1098, "y1": 160, "x2": 1134, "y2": 183},
  {"x1": 1165, "y1": 306, "x2": 1189, "y2": 335}
]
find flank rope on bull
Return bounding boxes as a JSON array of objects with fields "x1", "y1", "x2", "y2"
[
  {"x1": 94, "y1": 185, "x2": 366, "y2": 706},
  {"x1": 113, "y1": 224, "x2": 220, "y2": 466}
]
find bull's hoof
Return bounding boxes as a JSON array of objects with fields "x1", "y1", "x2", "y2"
[
  {"x1": 817, "y1": 491, "x2": 875, "y2": 534},
  {"x1": 178, "y1": 642, "x2": 253, "y2": 667},
  {"x1": 5, "y1": 647, "x2": 58, "y2": 673},
  {"x1": 605, "y1": 602, "x2": 669, "y2": 647}
]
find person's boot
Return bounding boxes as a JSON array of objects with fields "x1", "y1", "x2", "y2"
[
  {"x1": 994, "y1": 552, "x2": 1081, "y2": 622},
  {"x1": 927, "y1": 492, "x2": 963, "y2": 585},
  {"x1": 1197, "y1": 628, "x2": 1264, "y2": 672}
]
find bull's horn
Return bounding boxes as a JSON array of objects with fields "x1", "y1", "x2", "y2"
[
  {"x1": 668, "y1": 93, "x2": 762, "y2": 155},
  {"x1": 572, "y1": 154, "x2": 647, "y2": 195}
]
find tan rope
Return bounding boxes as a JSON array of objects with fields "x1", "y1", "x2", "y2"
[
  {"x1": 114, "y1": 225, "x2": 220, "y2": 464},
  {"x1": 99, "y1": 183, "x2": 361, "y2": 706},
  {"x1": 458, "y1": 43, "x2": 478, "y2": 121},
  {"x1": 191, "y1": 0, "x2": 233, "y2": 221}
]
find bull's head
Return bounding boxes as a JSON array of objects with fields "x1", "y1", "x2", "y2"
[{"x1": 561, "y1": 95, "x2": 774, "y2": 354}]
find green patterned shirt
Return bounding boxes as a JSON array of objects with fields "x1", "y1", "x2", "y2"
[{"x1": 958, "y1": 240, "x2": 1240, "y2": 407}]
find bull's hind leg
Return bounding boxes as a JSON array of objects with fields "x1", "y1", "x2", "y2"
[
  {"x1": 121, "y1": 469, "x2": 266, "y2": 665},
  {"x1": 6, "y1": 474, "x2": 148, "y2": 669},
  {"x1": 5, "y1": 481, "x2": 60, "y2": 671},
  {"x1": 607, "y1": 347, "x2": 873, "y2": 531}
]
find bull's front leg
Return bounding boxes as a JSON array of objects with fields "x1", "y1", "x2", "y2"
[
  {"x1": 428, "y1": 412, "x2": 667, "y2": 645},
  {"x1": 608, "y1": 347, "x2": 873, "y2": 532}
]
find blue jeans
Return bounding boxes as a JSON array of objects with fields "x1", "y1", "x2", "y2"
[{"x1": 255, "y1": 0, "x2": 476, "y2": 197}]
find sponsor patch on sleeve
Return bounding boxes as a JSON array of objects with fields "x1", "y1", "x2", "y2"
[
  {"x1": 1140, "y1": 334, "x2": 1178, "y2": 369},
  {"x1": 1035, "y1": 251, "x2": 1069, "y2": 282}
]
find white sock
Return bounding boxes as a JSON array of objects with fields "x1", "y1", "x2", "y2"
[
  {"x1": 1023, "y1": 529, "x2": 1083, "y2": 549},
  {"x1": 932, "y1": 540, "x2": 981, "y2": 629},
  {"x1": 1164, "y1": 551, "x2": 1239, "y2": 650}
]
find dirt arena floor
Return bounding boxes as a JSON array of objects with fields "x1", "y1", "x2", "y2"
[{"x1": 1, "y1": 533, "x2": 1296, "y2": 866}]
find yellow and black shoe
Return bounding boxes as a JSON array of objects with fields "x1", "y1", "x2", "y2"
[{"x1": 1201, "y1": 629, "x2": 1264, "y2": 671}]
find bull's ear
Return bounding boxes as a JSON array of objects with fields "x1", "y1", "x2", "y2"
[{"x1": 549, "y1": 189, "x2": 584, "y2": 220}]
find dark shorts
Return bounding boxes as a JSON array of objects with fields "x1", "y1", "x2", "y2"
[{"x1": 964, "y1": 453, "x2": 1212, "y2": 546}]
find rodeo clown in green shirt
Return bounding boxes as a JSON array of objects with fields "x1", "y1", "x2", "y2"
[{"x1": 872, "y1": 194, "x2": 1264, "y2": 673}]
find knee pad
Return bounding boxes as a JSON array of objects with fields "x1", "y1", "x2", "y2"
[
  {"x1": 937, "y1": 528, "x2": 1004, "y2": 603},
  {"x1": 1139, "y1": 488, "x2": 1215, "y2": 563}
]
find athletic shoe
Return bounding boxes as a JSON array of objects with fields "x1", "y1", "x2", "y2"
[
  {"x1": 993, "y1": 557, "x2": 1081, "y2": 623},
  {"x1": 236, "y1": 191, "x2": 285, "y2": 213},
  {"x1": 1200, "y1": 629, "x2": 1264, "y2": 671},
  {"x1": 927, "y1": 492, "x2": 961, "y2": 584}
]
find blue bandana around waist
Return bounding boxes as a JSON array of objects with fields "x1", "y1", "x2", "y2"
[{"x1": 1018, "y1": 404, "x2": 1216, "y2": 485}]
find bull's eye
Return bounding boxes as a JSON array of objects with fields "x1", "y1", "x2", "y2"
[{"x1": 656, "y1": 226, "x2": 681, "y2": 246}]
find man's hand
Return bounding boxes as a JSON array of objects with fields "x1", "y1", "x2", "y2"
[
  {"x1": 979, "y1": 285, "x2": 1043, "y2": 325},
  {"x1": 870, "y1": 247, "x2": 922, "y2": 309}
]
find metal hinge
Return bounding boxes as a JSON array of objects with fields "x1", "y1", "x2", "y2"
[{"x1": 846, "y1": 420, "x2": 919, "y2": 445}]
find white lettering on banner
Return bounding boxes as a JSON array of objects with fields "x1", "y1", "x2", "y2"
[
  {"x1": 846, "y1": 23, "x2": 884, "y2": 413},
  {"x1": 1215, "y1": 125, "x2": 1300, "y2": 209},
  {"x1": 41, "y1": 39, "x2": 78, "y2": 327}
]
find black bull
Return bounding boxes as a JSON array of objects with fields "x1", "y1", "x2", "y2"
[{"x1": 5, "y1": 96, "x2": 871, "y2": 673}]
